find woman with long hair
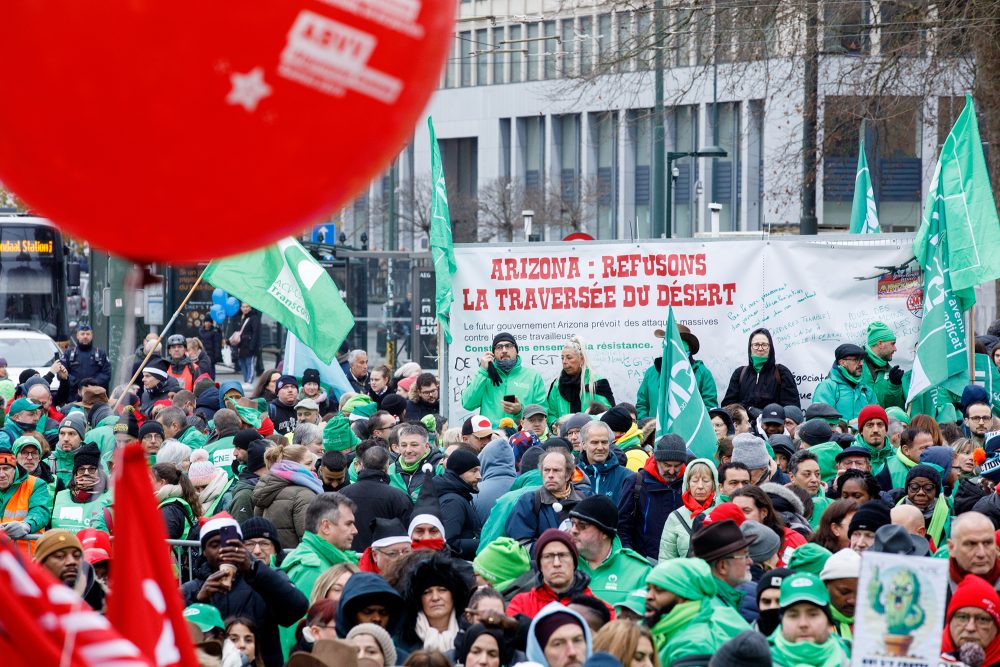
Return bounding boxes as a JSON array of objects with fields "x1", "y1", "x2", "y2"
[
  {"x1": 225, "y1": 617, "x2": 262, "y2": 667},
  {"x1": 251, "y1": 443, "x2": 321, "y2": 548},
  {"x1": 397, "y1": 550, "x2": 474, "y2": 654},
  {"x1": 151, "y1": 462, "x2": 201, "y2": 539},
  {"x1": 546, "y1": 335, "x2": 616, "y2": 421},
  {"x1": 810, "y1": 499, "x2": 858, "y2": 552},
  {"x1": 593, "y1": 620, "x2": 660, "y2": 667},
  {"x1": 251, "y1": 368, "x2": 280, "y2": 402},
  {"x1": 722, "y1": 328, "x2": 800, "y2": 410},
  {"x1": 732, "y1": 485, "x2": 805, "y2": 566}
]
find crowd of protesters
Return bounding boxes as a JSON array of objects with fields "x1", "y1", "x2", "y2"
[{"x1": 4, "y1": 318, "x2": 1000, "y2": 667}]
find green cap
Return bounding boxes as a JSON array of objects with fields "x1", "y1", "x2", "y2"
[
  {"x1": 614, "y1": 588, "x2": 649, "y2": 617},
  {"x1": 8, "y1": 398, "x2": 41, "y2": 416},
  {"x1": 885, "y1": 406, "x2": 911, "y2": 425},
  {"x1": 473, "y1": 537, "x2": 531, "y2": 590},
  {"x1": 866, "y1": 321, "x2": 896, "y2": 348},
  {"x1": 779, "y1": 572, "x2": 830, "y2": 609},
  {"x1": 323, "y1": 415, "x2": 360, "y2": 452},
  {"x1": 342, "y1": 394, "x2": 374, "y2": 416},
  {"x1": 12, "y1": 435, "x2": 41, "y2": 455},
  {"x1": 183, "y1": 603, "x2": 225, "y2": 632},
  {"x1": 352, "y1": 402, "x2": 377, "y2": 419},
  {"x1": 787, "y1": 543, "x2": 833, "y2": 576}
]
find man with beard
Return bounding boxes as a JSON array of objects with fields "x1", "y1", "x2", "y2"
[
  {"x1": 0, "y1": 398, "x2": 43, "y2": 450},
  {"x1": 433, "y1": 447, "x2": 482, "y2": 559},
  {"x1": 861, "y1": 322, "x2": 905, "y2": 409},
  {"x1": 34, "y1": 529, "x2": 84, "y2": 586},
  {"x1": 618, "y1": 434, "x2": 687, "y2": 560},
  {"x1": 690, "y1": 519, "x2": 758, "y2": 612},
  {"x1": 645, "y1": 557, "x2": 751, "y2": 666},
  {"x1": 819, "y1": 547, "x2": 860, "y2": 642},
  {"x1": 461, "y1": 332, "x2": 546, "y2": 425}
]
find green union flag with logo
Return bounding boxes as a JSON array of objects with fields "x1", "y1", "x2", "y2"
[
  {"x1": 655, "y1": 307, "x2": 717, "y2": 459},
  {"x1": 203, "y1": 237, "x2": 354, "y2": 363},
  {"x1": 848, "y1": 138, "x2": 880, "y2": 234}
]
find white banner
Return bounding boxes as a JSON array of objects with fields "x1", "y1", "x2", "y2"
[{"x1": 446, "y1": 235, "x2": 921, "y2": 421}]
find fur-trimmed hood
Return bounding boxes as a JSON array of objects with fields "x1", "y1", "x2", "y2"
[{"x1": 759, "y1": 482, "x2": 805, "y2": 516}]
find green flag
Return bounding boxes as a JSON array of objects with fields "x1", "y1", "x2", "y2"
[
  {"x1": 203, "y1": 237, "x2": 354, "y2": 363},
  {"x1": 848, "y1": 138, "x2": 880, "y2": 234},
  {"x1": 915, "y1": 95, "x2": 1000, "y2": 293},
  {"x1": 655, "y1": 307, "x2": 717, "y2": 459},
  {"x1": 428, "y1": 116, "x2": 457, "y2": 344}
]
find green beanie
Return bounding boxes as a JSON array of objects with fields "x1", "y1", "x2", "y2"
[
  {"x1": 323, "y1": 415, "x2": 360, "y2": 452},
  {"x1": 787, "y1": 543, "x2": 832, "y2": 575},
  {"x1": 645, "y1": 557, "x2": 717, "y2": 601},
  {"x1": 866, "y1": 321, "x2": 896, "y2": 348},
  {"x1": 885, "y1": 406, "x2": 911, "y2": 425},
  {"x1": 472, "y1": 537, "x2": 530, "y2": 590},
  {"x1": 342, "y1": 394, "x2": 374, "y2": 416},
  {"x1": 353, "y1": 402, "x2": 377, "y2": 419}
]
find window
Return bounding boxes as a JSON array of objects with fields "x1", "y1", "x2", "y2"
[
  {"x1": 824, "y1": 0, "x2": 868, "y2": 53},
  {"x1": 527, "y1": 23, "x2": 540, "y2": 81},
  {"x1": 937, "y1": 96, "x2": 965, "y2": 150},
  {"x1": 672, "y1": 6, "x2": 693, "y2": 66},
  {"x1": 632, "y1": 111, "x2": 653, "y2": 238},
  {"x1": 544, "y1": 21, "x2": 558, "y2": 79},
  {"x1": 593, "y1": 112, "x2": 618, "y2": 239},
  {"x1": 509, "y1": 25, "x2": 523, "y2": 83},
  {"x1": 520, "y1": 116, "x2": 545, "y2": 195},
  {"x1": 879, "y1": 0, "x2": 926, "y2": 56},
  {"x1": 492, "y1": 26, "x2": 505, "y2": 84},
  {"x1": 499, "y1": 118, "x2": 512, "y2": 180},
  {"x1": 558, "y1": 115, "x2": 581, "y2": 211},
  {"x1": 476, "y1": 29, "x2": 489, "y2": 84},
  {"x1": 444, "y1": 35, "x2": 457, "y2": 88},
  {"x1": 579, "y1": 16, "x2": 593, "y2": 75},
  {"x1": 561, "y1": 19, "x2": 576, "y2": 77},
  {"x1": 597, "y1": 14, "x2": 613, "y2": 67},
  {"x1": 712, "y1": 102, "x2": 741, "y2": 231},
  {"x1": 460, "y1": 31, "x2": 473, "y2": 87},
  {"x1": 671, "y1": 106, "x2": 698, "y2": 237},
  {"x1": 617, "y1": 13, "x2": 632, "y2": 72},
  {"x1": 636, "y1": 10, "x2": 653, "y2": 71}
]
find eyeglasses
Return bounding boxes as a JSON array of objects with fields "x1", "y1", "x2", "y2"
[
  {"x1": 968, "y1": 415, "x2": 993, "y2": 423},
  {"x1": 244, "y1": 539, "x2": 274, "y2": 551},
  {"x1": 751, "y1": 343, "x2": 770, "y2": 350},
  {"x1": 540, "y1": 551, "x2": 574, "y2": 563},
  {"x1": 18, "y1": 450, "x2": 39, "y2": 459},
  {"x1": 906, "y1": 483, "x2": 936, "y2": 494},
  {"x1": 376, "y1": 547, "x2": 412, "y2": 559},
  {"x1": 494, "y1": 343, "x2": 516, "y2": 351},
  {"x1": 953, "y1": 611, "x2": 996, "y2": 629},
  {"x1": 419, "y1": 388, "x2": 439, "y2": 398},
  {"x1": 722, "y1": 552, "x2": 752, "y2": 562}
]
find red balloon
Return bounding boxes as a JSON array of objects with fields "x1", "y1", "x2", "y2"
[{"x1": 0, "y1": 1, "x2": 453, "y2": 263}]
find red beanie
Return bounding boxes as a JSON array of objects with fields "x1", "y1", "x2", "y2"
[
  {"x1": 534, "y1": 528, "x2": 578, "y2": 568},
  {"x1": 947, "y1": 574, "x2": 1000, "y2": 627},
  {"x1": 858, "y1": 405, "x2": 889, "y2": 429},
  {"x1": 704, "y1": 502, "x2": 746, "y2": 526}
]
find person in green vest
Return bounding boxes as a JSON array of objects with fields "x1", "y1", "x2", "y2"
[
  {"x1": 280, "y1": 491, "x2": 359, "y2": 655},
  {"x1": 138, "y1": 420, "x2": 165, "y2": 465},
  {"x1": 566, "y1": 495, "x2": 650, "y2": 607},
  {"x1": 51, "y1": 412, "x2": 87, "y2": 486},
  {"x1": 645, "y1": 556, "x2": 751, "y2": 666},
  {"x1": 818, "y1": 547, "x2": 860, "y2": 644},
  {"x1": 787, "y1": 449, "x2": 833, "y2": 530},
  {"x1": 152, "y1": 462, "x2": 201, "y2": 540},
  {"x1": 768, "y1": 572, "x2": 851, "y2": 667},
  {"x1": 689, "y1": 518, "x2": 759, "y2": 613},
  {"x1": 812, "y1": 344, "x2": 877, "y2": 422},
  {"x1": 201, "y1": 408, "x2": 240, "y2": 476},
  {"x1": 158, "y1": 406, "x2": 208, "y2": 450},
  {"x1": 853, "y1": 405, "x2": 894, "y2": 476},
  {"x1": 461, "y1": 332, "x2": 547, "y2": 425},
  {"x1": 387, "y1": 423, "x2": 443, "y2": 501},
  {"x1": 50, "y1": 442, "x2": 109, "y2": 532},
  {"x1": 546, "y1": 335, "x2": 615, "y2": 422},
  {"x1": 636, "y1": 325, "x2": 717, "y2": 420},
  {"x1": 861, "y1": 321, "x2": 905, "y2": 409},
  {"x1": 877, "y1": 426, "x2": 934, "y2": 492}
]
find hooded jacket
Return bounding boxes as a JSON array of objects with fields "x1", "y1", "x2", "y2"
[
  {"x1": 509, "y1": 569, "x2": 599, "y2": 620},
  {"x1": 636, "y1": 356, "x2": 718, "y2": 420},
  {"x1": 335, "y1": 572, "x2": 405, "y2": 638},
  {"x1": 436, "y1": 469, "x2": 482, "y2": 559},
  {"x1": 578, "y1": 448, "x2": 637, "y2": 507},
  {"x1": 812, "y1": 363, "x2": 877, "y2": 422},
  {"x1": 474, "y1": 438, "x2": 517, "y2": 525},
  {"x1": 722, "y1": 328, "x2": 800, "y2": 410},
  {"x1": 194, "y1": 386, "x2": 219, "y2": 423},
  {"x1": 525, "y1": 603, "x2": 593, "y2": 666},
  {"x1": 340, "y1": 468, "x2": 414, "y2": 551},
  {"x1": 460, "y1": 357, "x2": 547, "y2": 424},
  {"x1": 619, "y1": 456, "x2": 685, "y2": 559},
  {"x1": 181, "y1": 557, "x2": 308, "y2": 667},
  {"x1": 0, "y1": 464, "x2": 51, "y2": 533},
  {"x1": 577, "y1": 535, "x2": 651, "y2": 607},
  {"x1": 252, "y1": 468, "x2": 320, "y2": 549},
  {"x1": 659, "y1": 458, "x2": 719, "y2": 560}
]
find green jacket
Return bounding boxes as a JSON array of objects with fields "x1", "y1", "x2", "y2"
[
  {"x1": 0, "y1": 467, "x2": 52, "y2": 531},
  {"x1": 853, "y1": 434, "x2": 894, "y2": 476},
  {"x1": 203, "y1": 435, "x2": 236, "y2": 478},
  {"x1": 460, "y1": 358, "x2": 546, "y2": 425},
  {"x1": 658, "y1": 459, "x2": 719, "y2": 560},
  {"x1": 861, "y1": 348, "x2": 905, "y2": 409},
  {"x1": 651, "y1": 598, "x2": 750, "y2": 665},
  {"x1": 280, "y1": 531, "x2": 358, "y2": 654},
  {"x1": 637, "y1": 358, "x2": 717, "y2": 420},
  {"x1": 577, "y1": 536, "x2": 651, "y2": 607},
  {"x1": 812, "y1": 366, "x2": 876, "y2": 422},
  {"x1": 809, "y1": 492, "x2": 834, "y2": 531},
  {"x1": 477, "y1": 485, "x2": 538, "y2": 555},
  {"x1": 546, "y1": 370, "x2": 612, "y2": 422},
  {"x1": 885, "y1": 448, "x2": 918, "y2": 490},
  {"x1": 177, "y1": 426, "x2": 208, "y2": 450},
  {"x1": 901, "y1": 371, "x2": 959, "y2": 423}
]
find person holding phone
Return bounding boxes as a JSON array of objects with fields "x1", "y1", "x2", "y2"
[
  {"x1": 181, "y1": 513, "x2": 309, "y2": 667},
  {"x1": 461, "y1": 332, "x2": 546, "y2": 425}
]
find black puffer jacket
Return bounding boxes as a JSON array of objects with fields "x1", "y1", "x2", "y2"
[
  {"x1": 181, "y1": 558, "x2": 308, "y2": 667},
  {"x1": 722, "y1": 327, "x2": 800, "y2": 410},
  {"x1": 340, "y1": 469, "x2": 413, "y2": 551},
  {"x1": 436, "y1": 470, "x2": 482, "y2": 559}
]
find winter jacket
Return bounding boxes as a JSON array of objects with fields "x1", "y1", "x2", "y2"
[
  {"x1": 138, "y1": 376, "x2": 181, "y2": 419},
  {"x1": 233, "y1": 313, "x2": 258, "y2": 359},
  {"x1": 387, "y1": 448, "x2": 444, "y2": 501},
  {"x1": 176, "y1": 425, "x2": 208, "y2": 450},
  {"x1": 228, "y1": 473, "x2": 261, "y2": 524},
  {"x1": 194, "y1": 387, "x2": 219, "y2": 423},
  {"x1": 579, "y1": 450, "x2": 637, "y2": 507},
  {"x1": 525, "y1": 605, "x2": 594, "y2": 667},
  {"x1": 460, "y1": 357, "x2": 547, "y2": 424},
  {"x1": 404, "y1": 398, "x2": 439, "y2": 422},
  {"x1": 347, "y1": 371, "x2": 370, "y2": 395},
  {"x1": 876, "y1": 448, "x2": 919, "y2": 492},
  {"x1": 812, "y1": 365, "x2": 877, "y2": 422},
  {"x1": 181, "y1": 558, "x2": 308, "y2": 667},
  {"x1": 198, "y1": 326, "x2": 223, "y2": 366},
  {"x1": 546, "y1": 370, "x2": 615, "y2": 422},
  {"x1": 478, "y1": 485, "x2": 537, "y2": 555},
  {"x1": 202, "y1": 434, "x2": 236, "y2": 477},
  {"x1": 0, "y1": 465, "x2": 52, "y2": 535},
  {"x1": 853, "y1": 433, "x2": 895, "y2": 477},
  {"x1": 436, "y1": 470, "x2": 482, "y2": 559},
  {"x1": 158, "y1": 496, "x2": 197, "y2": 541},
  {"x1": 659, "y1": 459, "x2": 720, "y2": 560},
  {"x1": 577, "y1": 536, "x2": 651, "y2": 607},
  {"x1": 268, "y1": 399, "x2": 298, "y2": 436},
  {"x1": 335, "y1": 571, "x2": 405, "y2": 638},
  {"x1": 722, "y1": 327, "x2": 800, "y2": 410},
  {"x1": 636, "y1": 357, "x2": 717, "y2": 420},
  {"x1": 508, "y1": 570, "x2": 600, "y2": 619},
  {"x1": 506, "y1": 484, "x2": 589, "y2": 549},
  {"x1": 252, "y1": 472, "x2": 319, "y2": 549},
  {"x1": 619, "y1": 458, "x2": 685, "y2": 560},
  {"x1": 861, "y1": 349, "x2": 905, "y2": 409},
  {"x1": 62, "y1": 343, "x2": 112, "y2": 395},
  {"x1": 474, "y1": 438, "x2": 517, "y2": 525},
  {"x1": 340, "y1": 469, "x2": 414, "y2": 551}
]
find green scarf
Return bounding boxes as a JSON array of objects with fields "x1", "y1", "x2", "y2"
[
  {"x1": 865, "y1": 347, "x2": 888, "y2": 369},
  {"x1": 751, "y1": 355, "x2": 768, "y2": 372},
  {"x1": 397, "y1": 450, "x2": 430, "y2": 474},
  {"x1": 830, "y1": 605, "x2": 853, "y2": 642},
  {"x1": 649, "y1": 600, "x2": 702, "y2": 652},
  {"x1": 835, "y1": 365, "x2": 860, "y2": 386},
  {"x1": 299, "y1": 531, "x2": 357, "y2": 566},
  {"x1": 926, "y1": 496, "x2": 951, "y2": 547},
  {"x1": 770, "y1": 630, "x2": 846, "y2": 667},
  {"x1": 894, "y1": 446, "x2": 917, "y2": 471},
  {"x1": 715, "y1": 577, "x2": 744, "y2": 610},
  {"x1": 855, "y1": 434, "x2": 893, "y2": 471}
]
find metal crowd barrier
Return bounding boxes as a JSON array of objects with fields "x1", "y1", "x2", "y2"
[{"x1": 24, "y1": 534, "x2": 203, "y2": 583}]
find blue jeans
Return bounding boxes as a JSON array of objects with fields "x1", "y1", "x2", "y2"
[{"x1": 239, "y1": 356, "x2": 255, "y2": 384}]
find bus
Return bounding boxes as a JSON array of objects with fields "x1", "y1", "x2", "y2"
[{"x1": 0, "y1": 214, "x2": 80, "y2": 342}]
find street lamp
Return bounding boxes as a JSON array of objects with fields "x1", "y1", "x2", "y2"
[{"x1": 665, "y1": 145, "x2": 728, "y2": 238}]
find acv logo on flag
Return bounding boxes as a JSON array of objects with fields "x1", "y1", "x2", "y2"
[{"x1": 268, "y1": 238, "x2": 325, "y2": 324}]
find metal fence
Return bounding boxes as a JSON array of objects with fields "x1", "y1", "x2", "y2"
[{"x1": 25, "y1": 534, "x2": 204, "y2": 583}]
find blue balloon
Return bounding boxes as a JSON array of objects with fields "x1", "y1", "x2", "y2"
[
  {"x1": 212, "y1": 288, "x2": 227, "y2": 306},
  {"x1": 224, "y1": 296, "x2": 240, "y2": 317},
  {"x1": 210, "y1": 304, "x2": 226, "y2": 324}
]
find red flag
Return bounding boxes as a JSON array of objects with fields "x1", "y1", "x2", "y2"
[
  {"x1": 106, "y1": 443, "x2": 199, "y2": 667},
  {"x1": 0, "y1": 532, "x2": 154, "y2": 667}
]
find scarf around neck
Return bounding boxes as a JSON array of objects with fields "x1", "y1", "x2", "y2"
[
  {"x1": 271, "y1": 460, "x2": 323, "y2": 494},
  {"x1": 398, "y1": 450, "x2": 430, "y2": 474},
  {"x1": 415, "y1": 611, "x2": 460, "y2": 653},
  {"x1": 650, "y1": 599, "x2": 702, "y2": 649},
  {"x1": 682, "y1": 490, "x2": 714, "y2": 516},
  {"x1": 835, "y1": 365, "x2": 861, "y2": 386},
  {"x1": 751, "y1": 355, "x2": 769, "y2": 372},
  {"x1": 769, "y1": 629, "x2": 846, "y2": 667}
]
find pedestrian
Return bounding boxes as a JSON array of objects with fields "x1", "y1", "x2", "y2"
[
  {"x1": 592, "y1": 620, "x2": 660, "y2": 667},
  {"x1": 619, "y1": 434, "x2": 686, "y2": 560},
  {"x1": 405, "y1": 373, "x2": 441, "y2": 421},
  {"x1": 578, "y1": 420, "x2": 637, "y2": 504},
  {"x1": 460, "y1": 332, "x2": 547, "y2": 425},
  {"x1": 545, "y1": 335, "x2": 615, "y2": 421},
  {"x1": 506, "y1": 449, "x2": 588, "y2": 548},
  {"x1": 187, "y1": 337, "x2": 215, "y2": 380},
  {"x1": 367, "y1": 365, "x2": 392, "y2": 409},
  {"x1": 507, "y1": 529, "x2": 603, "y2": 619},
  {"x1": 252, "y1": 443, "x2": 322, "y2": 549},
  {"x1": 62, "y1": 324, "x2": 112, "y2": 395},
  {"x1": 767, "y1": 572, "x2": 849, "y2": 667},
  {"x1": 164, "y1": 333, "x2": 203, "y2": 392},
  {"x1": 152, "y1": 462, "x2": 201, "y2": 539},
  {"x1": 198, "y1": 318, "x2": 224, "y2": 372},
  {"x1": 722, "y1": 328, "x2": 800, "y2": 410},
  {"x1": 940, "y1": 573, "x2": 1000, "y2": 666},
  {"x1": 269, "y1": 375, "x2": 300, "y2": 436},
  {"x1": 340, "y1": 445, "x2": 413, "y2": 551},
  {"x1": 599, "y1": 407, "x2": 647, "y2": 472},
  {"x1": 473, "y1": 437, "x2": 516, "y2": 525},
  {"x1": 345, "y1": 350, "x2": 371, "y2": 394},
  {"x1": 659, "y1": 457, "x2": 719, "y2": 560},
  {"x1": 396, "y1": 550, "x2": 474, "y2": 654},
  {"x1": 299, "y1": 368, "x2": 331, "y2": 416},
  {"x1": 525, "y1": 603, "x2": 593, "y2": 667},
  {"x1": 637, "y1": 325, "x2": 716, "y2": 420},
  {"x1": 231, "y1": 302, "x2": 259, "y2": 385},
  {"x1": 436, "y1": 447, "x2": 483, "y2": 559},
  {"x1": 861, "y1": 322, "x2": 905, "y2": 409},
  {"x1": 812, "y1": 344, "x2": 876, "y2": 422},
  {"x1": 50, "y1": 442, "x2": 108, "y2": 532},
  {"x1": 387, "y1": 423, "x2": 443, "y2": 501},
  {"x1": 0, "y1": 446, "x2": 51, "y2": 555}
]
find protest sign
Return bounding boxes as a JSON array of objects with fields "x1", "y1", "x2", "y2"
[
  {"x1": 853, "y1": 551, "x2": 948, "y2": 667},
  {"x1": 446, "y1": 235, "x2": 920, "y2": 421}
]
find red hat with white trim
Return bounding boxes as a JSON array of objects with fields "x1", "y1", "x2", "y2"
[{"x1": 199, "y1": 512, "x2": 242, "y2": 546}]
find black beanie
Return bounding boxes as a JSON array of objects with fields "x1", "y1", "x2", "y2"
[
  {"x1": 712, "y1": 630, "x2": 773, "y2": 667},
  {"x1": 72, "y1": 442, "x2": 102, "y2": 473},
  {"x1": 492, "y1": 332, "x2": 518, "y2": 353},
  {"x1": 568, "y1": 495, "x2": 619, "y2": 536},
  {"x1": 113, "y1": 408, "x2": 139, "y2": 440},
  {"x1": 848, "y1": 501, "x2": 892, "y2": 536},
  {"x1": 382, "y1": 394, "x2": 407, "y2": 418},
  {"x1": 246, "y1": 441, "x2": 268, "y2": 473},
  {"x1": 446, "y1": 448, "x2": 481, "y2": 476},
  {"x1": 240, "y1": 517, "x2": 282, "y2": 552},
  {"x1": 755, "y1": 567, "x2": 793, "y2": 607},
  {"x1": 138, "y1": 421, "x2": 164, "y2": 440},
  {"x1": 600, "y1": 407, "x2": 632, "y2": 433},
  {"x1": 233, "y1": 428, "x2": 261, "y2": 451},
  {"x1": 906, "y1": 464, "x2": 942, "y2": 490}
]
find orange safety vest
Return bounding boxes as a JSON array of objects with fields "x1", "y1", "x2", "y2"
[
  {"x1": 2, "y1": 475, "x2": 41, "y2": 556},
  {"x1": 168, "y1": 364, "x2": 195, "y2": 391}
]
